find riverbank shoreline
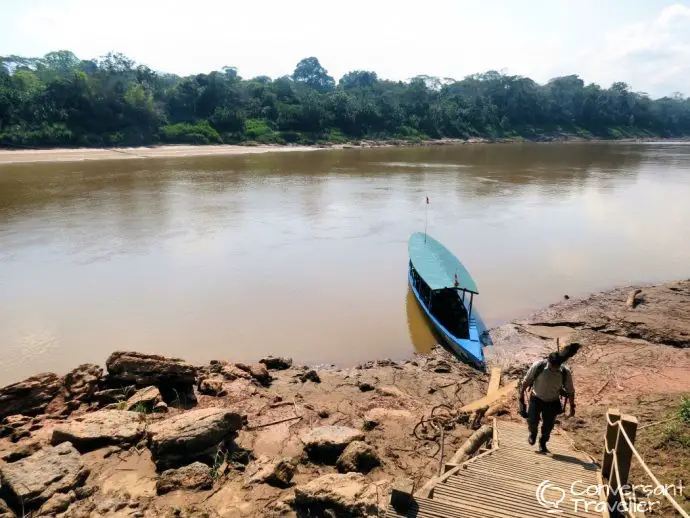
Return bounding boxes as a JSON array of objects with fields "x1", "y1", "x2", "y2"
[
  {"x1": 2, "y1": 136, "x2": 688, "y2": 165},
  {"x1": 0, "y1": 280, "x2": 688, "y2": 516}
]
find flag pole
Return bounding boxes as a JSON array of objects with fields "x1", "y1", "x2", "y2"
[{"x1": 424, "y1": 196, "x2": 429, "y2": 242}]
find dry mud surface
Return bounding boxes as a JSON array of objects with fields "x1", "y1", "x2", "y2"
[{"x1": 0, "y1": 280, "x2": 688, "y2": 516}]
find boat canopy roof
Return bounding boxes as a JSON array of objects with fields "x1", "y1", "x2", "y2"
[{"x1": 408, "y1": 232, "x2": 479, "y2": 294}]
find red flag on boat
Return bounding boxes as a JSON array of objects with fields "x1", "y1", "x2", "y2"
[{"x1": 426, "y1": 196, "x2": 429, "y2": 204}]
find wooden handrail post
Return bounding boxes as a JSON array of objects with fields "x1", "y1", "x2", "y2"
[
  {"x1": 602, "y1": 408, "x2": 621, "y2": 479},
  {"x1": 607, "y1": 414, "x2": 638, "y2": 517}
]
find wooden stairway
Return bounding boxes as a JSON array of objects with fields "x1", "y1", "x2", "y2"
[{"x1": 386, "y1": 420, "x2": 604, "y2": 518}]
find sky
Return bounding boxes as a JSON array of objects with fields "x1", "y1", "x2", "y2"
[{"x1": 1, "y1": 0, "x2": 690, "y2": 98}]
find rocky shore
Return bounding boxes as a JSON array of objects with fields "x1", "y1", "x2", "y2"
[{"x1": 1, "y1": 280, "x2": 688, "y2": 517}]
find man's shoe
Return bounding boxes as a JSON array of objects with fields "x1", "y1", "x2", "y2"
[
  {"x1": 528, "y1": 435, "x2": 536, "y2": 446},
  {"x1": 539, "y1": 441, "x2": 550, "y2": 454}
]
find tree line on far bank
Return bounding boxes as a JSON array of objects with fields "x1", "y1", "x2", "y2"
[{"x1": 1, "y1": 51, "x2": 689, "y2": 148}]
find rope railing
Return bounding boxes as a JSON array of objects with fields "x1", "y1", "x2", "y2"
[{"x1": 603, "y1": 409, "x2": 689, "y2": 518}]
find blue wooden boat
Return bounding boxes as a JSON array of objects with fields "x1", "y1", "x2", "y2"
[{"x1": 408, "y1": 232, "x2": 485, "y2": 370}]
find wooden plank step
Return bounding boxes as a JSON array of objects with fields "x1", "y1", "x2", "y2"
[
  {"x1": 487, "y1": 367, "x2": 501, "y2": 395},
  {"x1": 385, "y1": 495, "x2": 517, "y2": 518},
  {"x1": 447, "y1": 467, "x2": 598, "y2": 489},
  {"x1": 443, "y1": 473, "x2": 602, "y2": 503},
  {"x1": 457, "y1": 465, "x2": 598, "y2": 487},
  {"x1": 434, "y1": 487, "x2": 600, "y2": 518},
  {"x1": 471, "y1": 452, "x2": 598, "y2": 473}
]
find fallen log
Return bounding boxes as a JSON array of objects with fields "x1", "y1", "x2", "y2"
[
  {"x1": 486, "y1": 401, "x2": 509, "y2": 417},
  {"x1": 459, "y1": 380, "x2": 518, "y2": 412},
  {"x1": 448, "y1": 423, "x2": 493, "y2": 465}
]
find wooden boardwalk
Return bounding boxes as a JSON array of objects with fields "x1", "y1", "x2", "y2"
[{"x1": 387, "y1": 420, "x2": 604, "y2": 518}]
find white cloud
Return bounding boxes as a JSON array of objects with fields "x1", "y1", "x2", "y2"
[{"x1": 577, "y1": 4, "x2": 690, "y2": 96}]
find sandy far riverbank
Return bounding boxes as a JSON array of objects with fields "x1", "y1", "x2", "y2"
[
  {"x1": 3, "y1": 137, "x2": 687, "y2": 165},
  {"x1": 0, "y1": 144, "x2": 326, "y2": 165}
]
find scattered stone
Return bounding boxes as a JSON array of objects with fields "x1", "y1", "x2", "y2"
[
  {"x1": 154, "y1": 401, "x2": 169, "y2": 413},
  {"x1": 38, "y1": 490, "x2": 76, "y2": 516},
  {"x1": 358, "y1": 380, "x2": 375, "y2": 392},
  {"x1": 0, "y1": 372, "x2": 62, "y2": 418},
  {"x1": 102, "y1": 445, "x2": 123, "y2": 458},
  {"x1": 299, "y1": 370, "x2": 321, "y2": 383},
  {"x1": 106, "y1": 351, "x2": 197, "y2": 387},
  {"x1": 300, "y1": 426, "x2": 365, "y2": 464},
  {"x1": 0, "y1": 442, "x2": 87, "y2": 508},
  {"x1": 197, "y1": 376, "x2": 226, "y2": 396},
  {"x1": 3, "y1": 414, "x2": 30, "y2": 429},
  {"x1": 375, "y1": 386, "x2": 410, "y2": 398},
  {"x1": 363, "y1": 408, "x2": 414, "y2": 422},
  {"x1": 147, "y1": 408, "x2": 243, "y2": 470},
  {"x1": 1, "y1": 440, "x2": 41, "y2": 462},
  {"x1": 96, "y1": 497, "x2": 128, "y2": 514},
  {"x1": 126, "y1": 386, "x2": 163, "y2": 412},
  {"x1": 259, "y1": 356, "x2": 293, "y2": 370},
  {"x1": 244, "y1": 456, "x2": 297, "y2": 487},
  {"x1": 9, "y1": 429, "x2": 30, "y2": 443},
  {"x1": 336, "y1": 441, "x2": 381, "y2": 474},
  {"x1": 268, "y1": 498, "x2": 293, "y2": 515},
  {"x1": 51, "y1": 410, "x2": 145, "y2": 452},
  {"x1": 0, "y1": 499, "x2": 15, "y2": 518},
  {"x1": 221, "y1": 364, "x2": 252, "y2": 381},
  {"x1": 63, "y1": 364, "x2": 103, "y2": 402},
  {"x1": 74, "y1": 486, "x2": 97, "y2": 500},
  {"x1": 248, "y1": 363, "x2": 271, "y2": 386},
  {"x1": 91, "y1": 387, "x2": 132, "y2": 405},
  {"x1": 427, "y1": 359, "x2": 452, "y2": 373},
  {"x1": 293, "y1": 472, "x2": 379, "y2": 517},
  {"x1": 234, "y1": 363, "x2": 271, "y2": 386},
  {"x1": 156, "y1": 462, "x2": 213, "y2": 495}
]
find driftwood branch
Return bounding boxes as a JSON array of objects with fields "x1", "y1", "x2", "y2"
[
  {"x1": 448, "y1": 423, "x2": 493, "y2": 465},
  {"x1": 626, "y1": 289, "x2": 642, "y2": 309}
]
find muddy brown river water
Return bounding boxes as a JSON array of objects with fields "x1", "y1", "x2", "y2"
[{"x1": 1, "y1": 142, "x2": 689, "y2": 384}]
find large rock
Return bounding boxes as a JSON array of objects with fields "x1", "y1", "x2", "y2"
[
  {"x1": 244, "y1": 456, "x2": 296, "y2": 487},
  {"x1": 197, "y1": 376, "x2": 226, "y2": 396},
  {"x1": 300, "y1": 426, "x2": 364, "y2": 464},
  {"x1": 293, "y1": 473, "x2": 379, "y2": 517},
  {"x1": 125, "y1": 386, "x2": 163, "y2": 412},
  {"x1": 51, "y1": 410, "x2": 145, "y2": 452},
  {"x1": 336, "y1": 441, "x2": 381, "y2": 474},
  {"x1": 105, "y1": 351, "x2": 197, "y2": 387},
  {"x1": 147, "y1": 408, "x2": 243, "y2": 470},
  {"x1": 0, "y1": 373, "x2": 62, "y2": 418},
  {"x1": 0, "y1": 442, "x2": 87, "y2": 509},
  {"x1": 259, "y1": 356, "x2": 293, "y2": 370},
  {"x1": 63, "y1": 364, "x2": 103, "y2": 402},
  {"x1": 156, "y1": 462, "x2": 213, "y2": 495}
]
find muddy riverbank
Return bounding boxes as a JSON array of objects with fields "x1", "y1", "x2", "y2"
[{"x1": 0, "y1": 280, "x2": 688, "y2": 517}]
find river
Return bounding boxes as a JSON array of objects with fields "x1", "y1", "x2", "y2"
[{"x1": 1, "y1": 142, "x2": 689, "y2": 384}]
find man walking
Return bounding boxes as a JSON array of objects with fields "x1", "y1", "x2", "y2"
[{"x1": 519, "y1": 351, "x2": 575, "y2": 453}]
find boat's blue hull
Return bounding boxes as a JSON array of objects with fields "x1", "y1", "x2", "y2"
[{"x1": 408, "y1": 268, "x2": 486, "y2": 370}]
